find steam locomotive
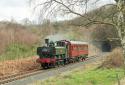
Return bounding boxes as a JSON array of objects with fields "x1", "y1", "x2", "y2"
[{"x1": 37, "y1": 39, "x2": 88, "y2": 69}]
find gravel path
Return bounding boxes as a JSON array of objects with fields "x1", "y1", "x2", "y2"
[{"x1": 3, "y1": 53, "x2": 107, "y2": 85}]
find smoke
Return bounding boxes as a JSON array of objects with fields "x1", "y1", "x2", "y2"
[
  {"x1": 46, "y1": 33, "x2": 69, "y2": 42},
  {"x1": 45, "y1": 28, "x2": 90, "y2": 42}
]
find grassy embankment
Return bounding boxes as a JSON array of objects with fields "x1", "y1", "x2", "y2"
[
  {"x1": 0, "y1": 43, "x2": 37, "y2": 61},
  {"x1": 33, "y1": 68, "x2": 124, "y2": 85},
  {"x1": 0, "y1": 22, "x2": 39, "y2": 61}
]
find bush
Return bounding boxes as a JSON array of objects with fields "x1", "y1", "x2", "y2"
[
  {"x1": 0, "y1": 22, "x2": 39, "y2": 54},
  {"x1": 0, "y1": 43, "x2": 36, "y2": 61},
  {"x1": 101, "y1": 48, "x2": 124, "y2": 68}
]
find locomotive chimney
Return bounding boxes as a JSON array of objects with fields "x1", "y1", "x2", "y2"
[{"x1": 45, "y1": 39, "x2": 49, "y2": 46}]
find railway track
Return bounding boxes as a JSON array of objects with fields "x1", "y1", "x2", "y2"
[
  {"x1": 0, "y1": 53, "x2": 108, "y2": 85},
  {"x1": 0, "y1": 69, "x2": 43, "y2": 84}
]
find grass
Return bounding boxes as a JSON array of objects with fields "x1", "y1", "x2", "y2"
[
  {"x1": 0, "y1": 43, "x2": 37, "y2": 61},
  {"x1": 32, "y1": 68, "x2": 125, "y2": 85}
]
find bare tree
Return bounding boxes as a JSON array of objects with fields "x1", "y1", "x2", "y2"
[{"x1": 32, "y1": 0, "x2": 125, "y2": 69}]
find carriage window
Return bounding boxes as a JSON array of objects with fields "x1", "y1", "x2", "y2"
[
  {"x1": 79, "y1": 46, "x2": 82, "y2": 50},
  {"x1": 71, "y1": 46, "x2": 73, "y2": 50},
  {"x1": 72, "y1": 45, "x2": 75, "y2": 50},
  {"x1": 71, "y1": 45, "x2": 88, "y2": 50},
  {"x1": 57, "y1": 42, "x2": 65, "y2": 46},
  {"x1": 78, "y1": 46, "x2": 80, "y2": 50},
  {"x1": 72, "y1": 46, "x2": 74, "y2": 50},
  {"x1": 82, "y1": 46, "x2": 84, "y2": 50},
  {"x1": 78, "y1": 45, "x2": 88, "y2": 50},
  {"x1": 77, "y1": 45, "x2": 81, "y2": 50},
  {"x1": 84, "y1": 46, "x2": 88, "y2": 50},
  {"x1": 74, "y1": 45, "x2": 78, "y2": 50}
]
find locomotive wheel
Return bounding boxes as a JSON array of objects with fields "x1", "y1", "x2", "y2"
[
  {"x1": 41, "y1": 64, "x2": 46, "y2": 69},
  {"x1": 81, "y1": 57, "x2": 86, "y2": 61},
  {"x1": 72, "y1": 58, "x2": 75, "y2": 63},
  {"x1": 56, "y1": 61, "x2": 60, "y2": 67},
  {"x1": 67, "y1": 58, "x2": 70, "y2": 64},
  {"x1": 61, "y1": 60, "x2": 65, "y2": 65},
  {"x1": 51, "y1": 63, "x2": 56, "y2": 68},
  {"x1": 41, "y1": 63, "x2": 49, "y2": 69},
  {"x1": 77, "y1": 57, "x2": 80, "y2": 62},
  {"x1": 63, "y1": 59, "x2": 66, "y2": 65},
  {"x1": 60, "y1": 60, "x2": 64, "y2": 65}
]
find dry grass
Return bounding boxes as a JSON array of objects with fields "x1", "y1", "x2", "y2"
[
  {"x1": 0, "y1": 56, "x2": 40, "y2": 77},
  {"x1": 88, "y1": 44, "x2": 101, "y2": 56},
  {"x1": 101, "y1": 48, "x2": 124, "y2": 68}
]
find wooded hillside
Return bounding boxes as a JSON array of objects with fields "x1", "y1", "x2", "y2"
[{"x1": 0, "y1": 5, "x2": 119, "y2": 60}]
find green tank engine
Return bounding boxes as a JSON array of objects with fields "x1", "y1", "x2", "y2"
[{"x1": 37, "y1": 39, "x2": 67, "y2": 68}]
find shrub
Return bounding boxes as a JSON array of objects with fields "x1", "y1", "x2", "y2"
[
  {"x1": 0, "y1": 22, "x2": 39, "y2": 54},
  {"x1": 101, "y1": 48, "x2": 124, "y2": 68}
]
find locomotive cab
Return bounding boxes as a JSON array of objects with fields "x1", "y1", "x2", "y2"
[{"x1": 56, "y1": 41, "x2": 65, "y2": 47}]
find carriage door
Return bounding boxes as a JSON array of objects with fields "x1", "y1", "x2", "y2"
[{"x1": 66, "y1": 44, "x2": 69, "y2": 58}]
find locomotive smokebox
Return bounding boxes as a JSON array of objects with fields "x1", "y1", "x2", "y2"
[{"x1": 45, "y1": 39, "x2": 49, "y2": 46}]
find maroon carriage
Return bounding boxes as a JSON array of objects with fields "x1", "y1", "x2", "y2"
[{"x1": 60, "y1": 40, "x2": 88, "y2": 61}]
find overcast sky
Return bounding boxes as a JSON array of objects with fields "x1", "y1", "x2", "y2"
[
  {"x1": 0, "y1": 0, "x2": 115, "y2": 23},
  {"x1": 0, "y1": 0, "x2": 33, "y2": 22}
]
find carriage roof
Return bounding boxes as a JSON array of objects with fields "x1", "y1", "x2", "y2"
[
  {"x1": 69, "y1": 41, "x2": 88, "y2": 45},
  {"x1": 56, "y1": 40, "x2": 88, "y2": 45}
]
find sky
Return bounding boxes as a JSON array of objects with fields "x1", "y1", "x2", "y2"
[
  {"x1": 0, "y1": 0, "x2": 34, "y2": 22},
  {"x1": 0, "y1": 0, "x2": 115, "y2": 23}
]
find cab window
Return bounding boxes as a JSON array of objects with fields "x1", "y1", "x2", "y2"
[{"x1": 57, "y1": 41, "x2": 65, "y2": 46}]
